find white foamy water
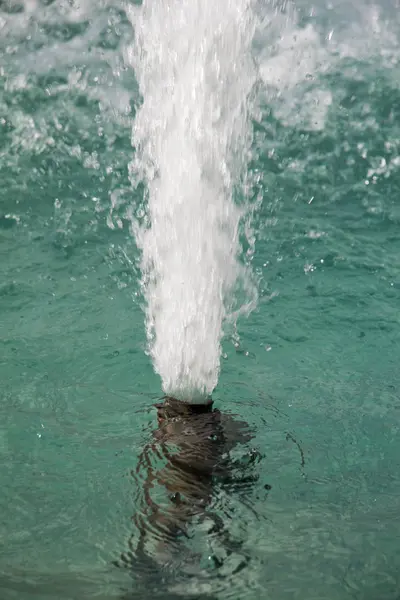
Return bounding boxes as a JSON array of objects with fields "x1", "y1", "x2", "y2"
[{"x1": 125, "y1": 0, "x2": 259, "y2": 402}]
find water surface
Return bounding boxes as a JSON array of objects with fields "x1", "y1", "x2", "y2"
[{"x1": 1, "y1": 1, "x2": 400, "y2": 598}]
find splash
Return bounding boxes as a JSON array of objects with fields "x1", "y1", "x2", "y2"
[{"x1": 125, "y1": 0, "x2": 259, "y2": 402}]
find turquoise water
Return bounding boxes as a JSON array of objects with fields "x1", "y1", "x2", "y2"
[{"x1": 2, "y1": 1, "x2": 400, "y2": 598}]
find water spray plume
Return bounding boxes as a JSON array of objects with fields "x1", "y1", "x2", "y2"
[{"x1": 126, "y1": 0, "x2": 259, "y2": 403}]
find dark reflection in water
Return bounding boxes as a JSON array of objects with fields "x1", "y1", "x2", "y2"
[{"x1": 114, "y1": 397, "x2": 263, "y2": 599}]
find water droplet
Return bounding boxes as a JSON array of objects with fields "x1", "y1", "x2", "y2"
[{"x1": 304, "y1": 263, "x2": 315, "y2": 274}]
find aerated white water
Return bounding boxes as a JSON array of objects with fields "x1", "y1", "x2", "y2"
[{"x1": 126, "y1": 0, "x2": 258, "y2": 402}]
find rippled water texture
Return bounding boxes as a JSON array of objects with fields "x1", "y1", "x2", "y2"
[{"x1": 2, "y1": 0, "x2": 400, "y2": 599}]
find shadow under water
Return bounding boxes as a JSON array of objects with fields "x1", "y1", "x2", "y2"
[{"x1": 114, "y1": 397, "x2": 264, "y2": 599}]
